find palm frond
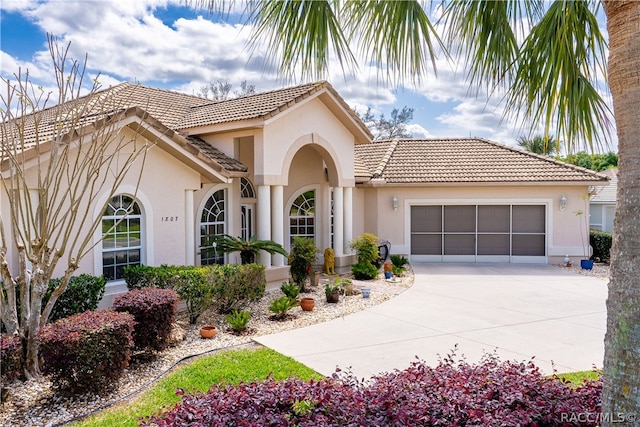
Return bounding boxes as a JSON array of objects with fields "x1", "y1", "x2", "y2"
[
  {"x1": 504, "y1": 0, "x2": 612, "y2": 152},
  {"x1": 343, "y1": 0, "x2": 444, "y2": 84},
  {"x1": 246, "y1": 0, "x2": 357, "y2": 81},
  {"x1": 441, "y1": 0, "x2": 545, "y2": 93}
]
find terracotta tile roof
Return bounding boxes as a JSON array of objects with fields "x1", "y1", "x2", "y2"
[
  {"x1": 7, "y1": 81, "x2": 371, "y2": 174},
  {"x1": 178, "y1": 81, "x2": 324, "y2": 128},
  {"x1": 8, "y1": 82, "x2": 211, "y2": 148},
  {"x1": 185, "y1": 136, "x2": 247, "y2": 173},
  {"x1": 355, "y1": 138, "x2": 609, "y2": 184}
]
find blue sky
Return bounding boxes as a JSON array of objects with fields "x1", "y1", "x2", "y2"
[{"x1": 0, "y1": 0, "x2": 614, "y2": 149}]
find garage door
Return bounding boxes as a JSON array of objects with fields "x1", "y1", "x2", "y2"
[{"x1": 410, "y1": 205, "x2": 546, "y2": 263}]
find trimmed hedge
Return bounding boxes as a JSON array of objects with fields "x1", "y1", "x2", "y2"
[
  {"x1": 143, "y1": 353, "x2": 601, "y2": 426},
  {"x1": 38, "y1": 309, "x2": 135, "y2": 394},
  {"x1": 209, "y1": 263, "x2": 266, "y2": 314},
  {"x1": 0, "y1": 335, "x2": 22, "y2": 382},
  {"x1": 123, "y1": 264, "x2": 180, "y2": 290},
  {"x1": 124, "y1": 265, "x2": 214, "y2": 324},
  {"x1": 43, "y1": 274, "x2": 106, "y2": 322},
  {"x1": 590, "y1": 230, "x2": 612, "y2": 261},
  {"x1": 113, "y1": 288, "x2": 179, "y2": 352}
]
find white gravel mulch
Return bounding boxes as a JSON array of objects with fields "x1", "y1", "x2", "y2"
[{"x1": 0, "y1": 269, "x2": 413, "y2": 427}]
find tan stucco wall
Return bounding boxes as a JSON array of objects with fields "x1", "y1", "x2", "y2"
[
  {"x1": 260, "y1": 97, "x2": 356, "y2": 188},
  {"x1": 359, "y1": 184, "x2": 593, "y2": 263},
  {"x1": 2, "y1": 126, "x2": 206, "y2": 303}
]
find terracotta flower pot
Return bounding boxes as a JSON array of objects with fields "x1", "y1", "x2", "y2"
[
  {"x1": 300, "y1": 297, "x2": 315, "y2": 311},
  {"x1": 199, "y1": 325, "x2": 218, "y2": 339}
]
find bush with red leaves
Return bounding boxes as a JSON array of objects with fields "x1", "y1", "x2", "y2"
[
  {"x1": 38, "y1": 309, "x2": 134, "y2": 394},
  {"x1": 142, "y1": 351, "x2": 601, "y2": 426},
  {"x1": 0, "y1": 334, "x2": 22, "y2": 382},
  {"x1": 113, "y1": 288, "x2": 178, "y2": 351}
]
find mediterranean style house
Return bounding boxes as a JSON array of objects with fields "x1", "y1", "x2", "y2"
[{"x1": 2, "y1": 81, "x2": 609, "y2": 306}]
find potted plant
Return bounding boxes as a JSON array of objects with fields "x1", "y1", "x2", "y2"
[
  {"x1": 383, "y1": 260, "x2": 393, "y2": 279},
  {"x1": 325, "y1": 279, "x2": 342, "y2": 303},
  {"x1": 289, "y1": 237, "x2": 318, "y2": 291}
]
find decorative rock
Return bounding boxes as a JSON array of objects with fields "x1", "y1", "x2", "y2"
[
  {"x1": 0, "y1": 267, "x2": 416, "y2": 427},
  {"x1": 167, "y1": 323, "x2": 186, "y2": 346}
]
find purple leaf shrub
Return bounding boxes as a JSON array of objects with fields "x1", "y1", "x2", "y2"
[{"x1": 142, "y1": 351, "x2": 601, "y2": 426}]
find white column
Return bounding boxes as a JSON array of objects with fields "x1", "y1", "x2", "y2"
[
  {"x1": 271, "y1": 185, "x2": 285, "y2": 266},
  {"x1": 185, "y1": 190, "x2": 195, "y2": 265},
  {"x1": 344, "y1": 186, "x2": 353, "y2": 254},
  {"x1": 333, "y1": 186, "x2": 344, "y2": 256},
  {"x1": 257, "y1": 185, "x2": 272, "y2": 266}
]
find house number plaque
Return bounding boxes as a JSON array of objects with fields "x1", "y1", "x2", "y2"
[{"x1": 160, "y1": 216, "x2": 179, "y2": 222}]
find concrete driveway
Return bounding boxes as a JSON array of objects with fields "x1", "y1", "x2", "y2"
[{"x1": 254, "y1": 263, "x2": 607, "y2": 379}]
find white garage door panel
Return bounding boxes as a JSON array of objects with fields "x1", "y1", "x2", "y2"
[{"x1": 410, "y1": 205, "x2": 546, "y2": 263}]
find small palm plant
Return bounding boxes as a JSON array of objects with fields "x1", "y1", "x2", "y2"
[
  {"x1": 268, "y1": 296, "x2": 298, "y2": 320},
  {"x1": 225, "y1": 309, "x2": 251, "y2": 333},
  {"x1": 208, "y1": 234, "x2": 288, "y2": 264}
]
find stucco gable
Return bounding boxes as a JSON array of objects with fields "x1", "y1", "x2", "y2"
[{"x1": 354, "y1": 138, "x2": 609, "y2": 184}]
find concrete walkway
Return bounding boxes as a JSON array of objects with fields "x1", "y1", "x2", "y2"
[{"x1": 254, "y1": 263, "x2": 607, "y2": 380}]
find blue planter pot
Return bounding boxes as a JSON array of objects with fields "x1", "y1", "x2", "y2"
[
  {"x1": 580, "y1": 259, "x2": 594, "y2": 270},
  {"x1": 361, "y1": 287, "x2": 371, "y2": 299},
  {"x1": 384, "y1": 271, "x2": 392, "y2": 279}
]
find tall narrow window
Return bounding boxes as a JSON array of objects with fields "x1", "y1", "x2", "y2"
[
  {"x1": 102, "y1": 194, "x2": 142, "y2": 281},
  {"x1": 290, "y1": 190, "x2": 315, "y2": 245},
  {"x1": 240, "y1": 178, "x2": 256, "y2": 241},
  {"x1": 200, "y1": 189, "x2": 226, "y2": 265}
]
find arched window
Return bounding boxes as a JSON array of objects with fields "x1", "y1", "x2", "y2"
[
  {"x1": 289, "y1": 189, "x2": 315, "y2": 245},
  {"x1": 102, "y1": 194, "x2": 142, "y2": 281},
  {"x1": 200, "y1": 189, "x2": 226, "y2": 265},
  {"x1": 240, "y1": 177, "x2": 255, "y2": 199}
]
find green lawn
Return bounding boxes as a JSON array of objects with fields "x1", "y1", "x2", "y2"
[
  {"x1": 555, "y1": 370, "x2": 601, "y2": 386},
  {"x1": 73, "y1": 347, "x2": 323, "y2": 427}
]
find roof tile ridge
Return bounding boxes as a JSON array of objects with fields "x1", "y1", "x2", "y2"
[
  {"x1": 474, "y1": 137, "x2": 609, "y2": 181},
  {"x1": 124, "y1": 82, "x2": 213, "y2": 103},
  {"x1": 372, "y1": 138, "x2": 400, "y2": 178}
]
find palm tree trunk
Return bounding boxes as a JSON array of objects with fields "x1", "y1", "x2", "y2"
[{"x1": 602, "y1": 1, "x2": 640, "y2": 422}]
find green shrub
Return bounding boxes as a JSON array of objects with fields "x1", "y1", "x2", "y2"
[
  {"x1": 113, "y1": 288, "x2": 179, "y2": 352},
  {"x1": 210, "y1": 264, "x2": 266, "y2": 314},
  {"x1": 590, "y1": 230, "x2": 612, "y2": 261},
  {"x1": 280, "y1": 282, "x2": 301, "y2": 300},
  {"x1": 172, "y1": 267, "x2": 214, "y2": 324},
  {"x1": 0, "y1": 335, "x2": 22, "y2": 382},
  {"x1": 225, "y1": 310, "x2": 251, "y2": 333},
  {"x1": 38, "y1": 309, "x2": 135, "y2": 394},
  {"x1": 269, "y1": 296, "x2": 298, "y2": 319},
  {"x1": 288, "y1": 237, "x2": 318, "y2": 290},
  {"x1": 123, "y1": 264, "x2": 179, "y2": 290},
  {"x1": 352, "y1": 261, "x2": 379, "y2": 280},
  {"x1": 124, "y1": 265, "x2": 214, "y2": 324},
  {"x1": 392, "y1": 265, "x2": 405, "y2": 276},
  {"x1": 43, "y1": 274, "x2": 106, "y2": 322},
  {"x1": 390, "y1": 254, "x2": 409, "y2": 268},
  {"x1": 350, "y1": 233, "x2": 381, "y2": 268}
]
